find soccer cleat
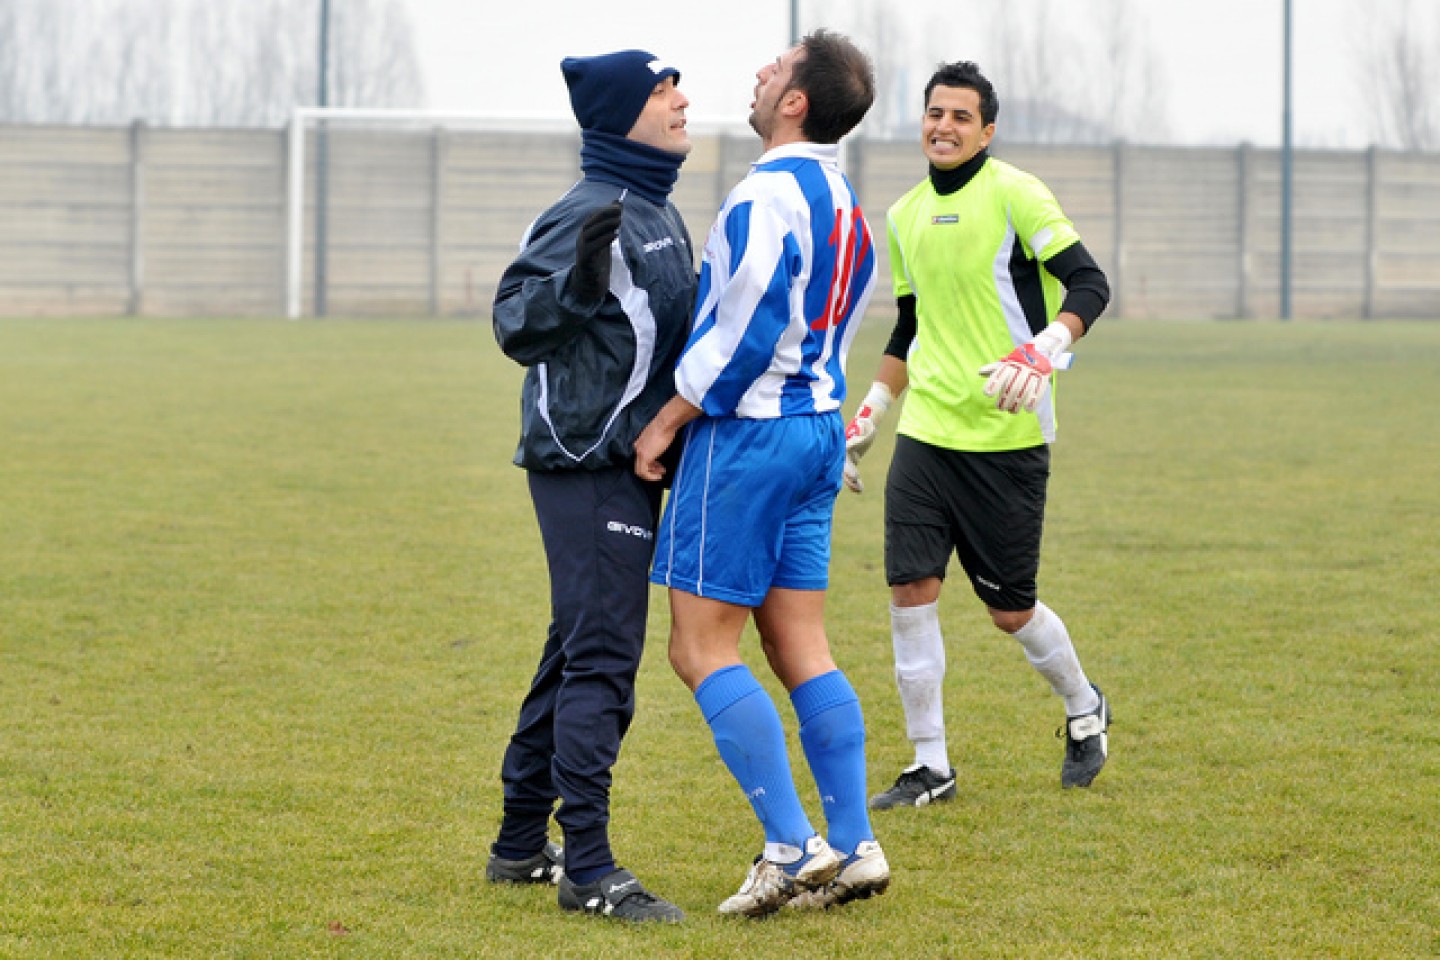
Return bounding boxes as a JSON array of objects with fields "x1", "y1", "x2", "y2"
[
  {"x1": 486, "y1": 840, "x2": 564, "y2": 884},
  {"x1": 868, "y1": 764, "x2": 957, "y2": 810},
  {"x1": 788, "y1": 840, "x2": 891, "y2": 910},
  {"x1": 557, "y1": 867, "x2": 685, "y2": 923},
  {"x1": 1060, "y1": 684, "x2": 1111, "y2": 788},
  {"x1": 717, "y1": 835, "x2": 842, "y2": 918}
]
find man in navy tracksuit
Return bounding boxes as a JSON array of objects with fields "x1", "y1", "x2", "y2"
[{"x1": 487, "y1": 50, "x2": 695, "y2": 923}]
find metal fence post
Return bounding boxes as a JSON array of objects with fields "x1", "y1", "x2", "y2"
[
  {"x1": 430, "y1": 126, "x2": 447, "y2": 317},
  {"x1": 128, "y1": 119, "x2": 146, "y2": 316},
  {"x1": 1111, "y1": 140, "x2": 1125, "y2": 320},
  {"x1": 314, "y1": 120, "x2": 329, "y2": 317},
  {"x1": 1363, "y1": 145, "x2": 1378, "y2": 320},
  {"x1": 1236, "y1": 142, "x2": 1251, "y2": 319}
]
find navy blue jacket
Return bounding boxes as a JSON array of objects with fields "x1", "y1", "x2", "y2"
[{"x1": 493, "y1": 180, "x2": 696, "y2": 472}]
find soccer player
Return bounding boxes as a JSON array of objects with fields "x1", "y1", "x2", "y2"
[
  {"x1": 488, "y1": 50, "x2": 696, "y2": 923},
  {"x1": 633, "y1": 30, "x2": 888, "y2": 917},
  {"x1": 844, "y1": 60, "x2": 1113, "y2": 808}
]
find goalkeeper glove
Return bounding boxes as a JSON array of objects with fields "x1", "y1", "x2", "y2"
[
  {"x1": 978, "y1": 322, "x2": 1073, "y2": 414},
  {"x1": 567, "y1": 201, "x2": 623, "y2": 304},
  {"x1": 842, "y1": 382, "x2": 893, "y2": 494}
]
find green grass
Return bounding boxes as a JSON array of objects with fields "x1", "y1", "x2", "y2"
[{"x1": 1, "y1": 316, "x2": 1437, "y2": 958}]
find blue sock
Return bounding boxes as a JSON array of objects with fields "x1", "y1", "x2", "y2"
[
  {"x1": 792, "y1": 670, "x2": 874, "y2": 857},
  {"x1": 694, "y1": 665, "x2": 815, "y2": 847}
]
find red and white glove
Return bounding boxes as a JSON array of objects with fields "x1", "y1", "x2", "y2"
[
  {"x1": 978, "y1": 322, "x2": 1073, "y2": 414},
  {"x1": 842, "y1": 382, "x2": 893, "y2": 494}
]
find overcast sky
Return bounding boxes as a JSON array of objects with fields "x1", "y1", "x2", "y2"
[{"x1": 401, "y1": 0, "x2": 1426, "y2": 148}]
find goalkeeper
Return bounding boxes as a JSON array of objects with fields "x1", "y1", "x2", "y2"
[{"x1": 844, "y1": 61, "x2": 1113, "y2": 808}]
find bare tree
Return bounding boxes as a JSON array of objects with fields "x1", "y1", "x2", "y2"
[
  {"x1": 984, "y1": 0, "x2": 1083, "y2": 143},
  {"x1": 185, "y1": 1, "x2": 309, "y2": 127},
  {"x1": 0, "y1": 0, "x2": 147, "y2": 123},
  {"x1": 959, "y1": 0, "x2": 1169, "y2": 145},
  {"x1": 0, "y1": 1, "x2": 22, "y2": 120},
  {"x1": 329, "y1": 0, "x2": 425, "y2": 109},
  {"x1": 11, "y1": 0, "x2": 87, "y2": 122},
  {"x1": 1358, "y1": 0, "x2": 1440, "y2": 150},
  {"x1": 834, "y1": 0, "x2": 914, "y2": 139},
  {"x1": 825, "y1": 0, "x2": 1165, "y2": 143},
  {"x1": 0, "y1": 0, "x2": 424, "y2": 127},
  {"x1": 1087, "y1": 0, "x2": 1170, "y2": 143},
  {"x1": 97, "y1": 0, "x2": 180, "y2": 125}
]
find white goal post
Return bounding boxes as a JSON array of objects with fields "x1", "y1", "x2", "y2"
[{"x1": 284, "y1": 106, "x2": 573, "y2": 319}]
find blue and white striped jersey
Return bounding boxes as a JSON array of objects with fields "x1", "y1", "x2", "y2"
[{"x1": 674, "y1": 142, "x2": 876, "y2": 419}]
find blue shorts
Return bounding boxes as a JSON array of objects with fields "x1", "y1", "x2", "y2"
[{"x1": 651, "y1": 413, "x2": 844, "y2": 607}]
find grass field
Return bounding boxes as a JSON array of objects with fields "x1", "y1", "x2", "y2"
[{"x1": 1, "y1": 316, "x2": 1438, "y2": 959}]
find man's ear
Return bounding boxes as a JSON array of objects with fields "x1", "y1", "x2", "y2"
[{"x1": 782, "y1": 88, "x2": 808, "y2": 120}]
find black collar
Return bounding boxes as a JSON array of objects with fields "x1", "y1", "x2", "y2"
[{"x1": 929, "y1": 148, "x2": 989, "y2": 195}]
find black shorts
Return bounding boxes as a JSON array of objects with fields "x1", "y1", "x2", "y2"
[{"x1": 883, "y1": 435, "x2": 1050, "y2": 612}]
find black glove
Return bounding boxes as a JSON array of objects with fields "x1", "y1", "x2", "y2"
[{"x1": 568, "y1": 202, "x2": 623, "y2": 304}]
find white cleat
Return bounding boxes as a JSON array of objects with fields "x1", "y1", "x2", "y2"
[
  {"x1": 789, "y1": 840, "x2": 891, "y2": 910},
  {"x1": 717, "y1": 835, "x2": 841, "y2": 917}
]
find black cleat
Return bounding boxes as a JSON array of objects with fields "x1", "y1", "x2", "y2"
[
  {"x1": 868, "y1": 764, "x2": 957, "y2": 810},
  {"x1": 486, "y1": 840, "x2": 564, "y2": 884},
  {"x1": 558, "y1": 868, "x2": 684, "y2": 923},
  {"x1": 1060, "y1": 684, "x2": 1111, "y2": 788}
]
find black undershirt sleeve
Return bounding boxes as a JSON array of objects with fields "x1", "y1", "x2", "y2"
[
  {"x1": 1044, "y1": 241, "x2": 1110, "y2": 331},
  {"x1": 883, "y1": 294, "x2": 917, "y2": 360}
]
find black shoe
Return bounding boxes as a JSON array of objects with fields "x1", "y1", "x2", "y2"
[
  {"x1": 558, "y1": 867, "x2": 684, "y2": 922},
  {"x1": 1060, "y1": 684, "x2": 1111, "y2": 788},
  {"x1": 868, "y1": 764, "x2": 957, "y2": 810},
  {"x1": 486, "y1": 840, "x2": 564, "y2": 884}
]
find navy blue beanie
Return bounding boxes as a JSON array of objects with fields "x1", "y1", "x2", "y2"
[{"x1": 561, "y1": 49, "x2": 681, "y2": 136}]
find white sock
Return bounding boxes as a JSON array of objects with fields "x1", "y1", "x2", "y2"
[
  {"x1": 891, "y1": 601, "x2": 949, "y2": 773},
  {"x1": 764, "y1": 840, "x2": 803, "y2": 864},
  {"x1": 1011, "y1": 602, "x2": 1099, "y2": 716}
]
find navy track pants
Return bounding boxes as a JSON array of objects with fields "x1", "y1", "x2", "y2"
[{"x1": 494, "y1": 466, "x2": 662, "y2": 880}]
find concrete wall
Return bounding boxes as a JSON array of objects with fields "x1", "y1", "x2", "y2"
[{"x1": 3, "y1": 120, "x2": 1437, "y2": 320}]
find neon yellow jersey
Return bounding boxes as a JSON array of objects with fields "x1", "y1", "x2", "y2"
[{"x1": 887, "y1": 157, "x2": 1080, "y2": 451}]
